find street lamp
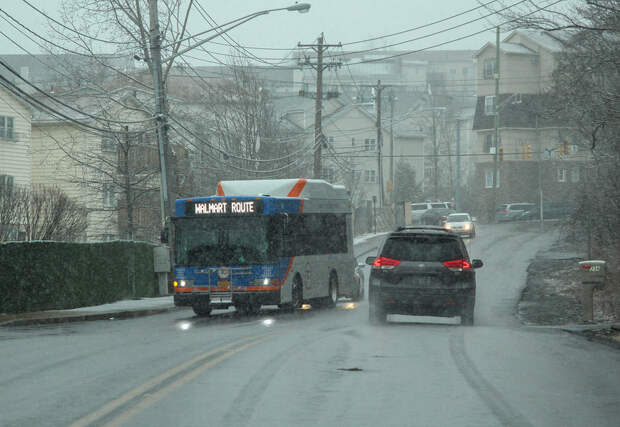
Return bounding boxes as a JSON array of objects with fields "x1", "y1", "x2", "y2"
[{"x1": 148, "y1": 1, "x2": 311, "y2": 230}]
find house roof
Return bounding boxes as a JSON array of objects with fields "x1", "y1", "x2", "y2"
[
  {"x1": 475, "y1": 41, "x2": 537, "y2": 57},
  {"x1": 31, "y1": 85, "x2": 153, "y2": 123},
  {"x1": 506, "y1": 29, "x2": 566, "y2": 53},
  {"x1": 0, "y1": 81, "x2": 34, "y2": 112}
]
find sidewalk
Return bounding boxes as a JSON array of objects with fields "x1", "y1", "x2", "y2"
[{"x1": 0, "y1": 296, "x2": 178, "y2": 327}]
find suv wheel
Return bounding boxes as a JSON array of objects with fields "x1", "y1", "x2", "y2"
[
  {"x1": 461, "y1": 297, "x2": 475, "y2": 326},
  {"x1": 369, "y1": 301, "x2": 386, "y2": 324}
]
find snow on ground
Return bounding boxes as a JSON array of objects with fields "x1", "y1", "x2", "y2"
[{"x1": 65, "y1": 296, "x2": 175, "y2": 313}]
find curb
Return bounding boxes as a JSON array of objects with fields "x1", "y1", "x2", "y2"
[
  {"x1": 0, "y1": 306, "x2": 179, "y2": 328},
  {"x1": 560, "y1": 325, "x2": 620, "y2": 350}
]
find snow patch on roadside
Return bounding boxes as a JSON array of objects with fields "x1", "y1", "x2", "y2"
[{"x1": 64, "y1": 296, "x2": 174, "y2": 313}]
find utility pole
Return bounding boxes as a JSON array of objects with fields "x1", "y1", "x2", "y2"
[
  {"x1": 536, "y1": 113, "x2": 544, "y2": 231},
  {"x1": 298, "y1": 33, "x2": 341, "y2": 179},
  {"x1": 455, "y1": 119, "x2": 461, "y2": 212},
  {"x1": 432, "y1": 109, "x2": 439, "y2": 199},
  {"x1": 492, "y1": 26, "x2": 500, "y2": 219},
  {"x1": 376, "y1": 80, "x2": 385, "y2": 207},
  {"x1": 149, "y1": 0, "x2": 171, "y2": 228},
  {"x1": 389, "y1": 92, "x2": 395, "y2": 204}
]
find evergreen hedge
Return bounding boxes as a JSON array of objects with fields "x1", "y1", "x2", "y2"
[{"x1": 0, "y1": 241, "x2": 157, "y2": 314}]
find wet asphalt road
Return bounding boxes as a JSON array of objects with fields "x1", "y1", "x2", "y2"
[{"x1": 1, "y1": 223, "x2": 619, "y2": 427}]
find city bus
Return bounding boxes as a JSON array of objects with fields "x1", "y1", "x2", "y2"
[{"x1": 171, "y1": 178, "x2": 360, "y2": 316}]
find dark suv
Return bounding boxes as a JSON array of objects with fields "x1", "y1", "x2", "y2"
[{"x1": 366, "y1": 226, "x2": 483, "y2": 325}]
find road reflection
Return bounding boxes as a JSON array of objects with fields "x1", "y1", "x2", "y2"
[{"x1": 173, "y1": 300, "x2": 361, "y2": 331}]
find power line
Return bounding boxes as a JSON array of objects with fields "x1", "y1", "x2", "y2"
[
  {"x1": 336, "y1": 0, "x2": 565, "y2": 65},
  {"x1": 0, "y1": 58, "x2": 156, "y2": 126},
  {"x1": 340, "y1": 0, "x2": 503, "y2": 47},
  {"x1": 19, "y1": 0, "x2": 127, "y2": 45},
  {"x1": 0, "y1": 74, "x2": 153, "y2": 136},
  {"x1": 0, "y1": 9, "x2": 152, "y2": 90}
]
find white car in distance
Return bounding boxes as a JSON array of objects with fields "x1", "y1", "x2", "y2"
[{"x1": 443, "y1": 213, "x2": 476, "y2": 238}]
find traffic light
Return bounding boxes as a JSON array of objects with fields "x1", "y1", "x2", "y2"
[
  {"x1": 498, "y1": 147, "x2": 504, "y2": 162},
  {"x1": 525, "y1": 144, "x2": 532, "y2": 159}
]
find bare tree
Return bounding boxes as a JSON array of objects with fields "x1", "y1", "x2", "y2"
[
  {"x1": 0, "y1": 184, "x2": 87, "y2": 242},
  {"x1": 0, "y1": 184, "x2": 25, "y2": 241},
  {"x1": 21, "y1": 185, "x2": 88, "y2": 241},
  {"x1": 172, "y1": 60, "x2": 307, "y2": 189}
]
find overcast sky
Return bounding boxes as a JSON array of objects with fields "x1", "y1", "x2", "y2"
[{"x1": 0, "y1": 0, "x2": 513, "y2": 64}]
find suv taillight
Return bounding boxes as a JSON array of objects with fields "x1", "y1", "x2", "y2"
[
  {"x1": 372, "y1": 257, "x2": 401, "y2": 270},
  {"x1": 442, "y1": 259, "x2": 472, "y2": 272}
]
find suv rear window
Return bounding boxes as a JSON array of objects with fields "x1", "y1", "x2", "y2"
[
  {"x1": 382, "y1": 236, "x2": 464, "y2": 262},
  {"x1": 411, "y1": 204, "x2": 428, "y2": 211},
  {"x1": 431, "y1": 203, "x2": 445, "y2": 208}
]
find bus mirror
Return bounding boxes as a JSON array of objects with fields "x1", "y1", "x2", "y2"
[{"x1": 160, "y1": 226, "x2": 169, "y2": 244}]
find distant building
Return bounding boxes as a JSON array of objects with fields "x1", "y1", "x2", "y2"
[
  {"x1": 472, "y1": 30, "x2": 584, "y2": 216},
  {"x1": 0, "y1": 54, "x2": 135, "y2": 93}
]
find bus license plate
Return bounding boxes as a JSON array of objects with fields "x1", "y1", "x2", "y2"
[{"x1": 218, "y1": 280, "x2": 231, "y2": 289}]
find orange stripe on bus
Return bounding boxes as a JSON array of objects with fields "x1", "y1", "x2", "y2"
[
  {"x1": 287, "y1": 178, "x2": 307, "y2": 197},
  {"x1": 245, "y1": 286, "x2": 281, "y2": 291},
  {"x1": 175, "y1": 288, "x2": 194, "y2": 293},
  {"x1": 217, "y1": 182, "x2": 225, "y2": 196}
]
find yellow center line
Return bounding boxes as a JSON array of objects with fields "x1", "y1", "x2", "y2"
[
  {"x1": 69, "y1": 335, "x2": 265, "y2": 427},
  {"x1": 103, "y1": 337, "x2": 266, "y2": 427}
]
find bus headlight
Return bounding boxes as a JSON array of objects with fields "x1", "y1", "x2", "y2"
[
  {"x1": 262, "y1": 278, "x2": 271, "y2": 286},
  {"x1": 174, "y1": 279, "x2": 194, "y2": 288}
]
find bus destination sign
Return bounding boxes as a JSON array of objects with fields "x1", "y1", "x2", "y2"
[{"x1": 185, "y1": 199, "x2": 263, "y2": 216}]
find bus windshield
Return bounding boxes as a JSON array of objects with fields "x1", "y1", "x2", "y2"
[{"x1": 174, "y1": 216, "x2": 280, "y2": 266}]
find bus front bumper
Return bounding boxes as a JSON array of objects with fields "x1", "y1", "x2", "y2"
[{"x1": 174, "y1": 289, "x2": 281, "y2": 307}]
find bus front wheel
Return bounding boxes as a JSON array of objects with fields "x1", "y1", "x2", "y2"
[{"x1": 192, "y1": 300, "x2": 212, "y2": 316}]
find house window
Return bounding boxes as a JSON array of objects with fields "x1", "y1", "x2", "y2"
[
  {"x1": 364, "y1": 138, "x2": 376, "y2": 151},
  {"x1": 557, "y1": 167, "x2": 567, "y2": 183},
  {"x1": 484, "y1": 96, "x2": 496, "y2": 115},
  {"x1": 483, "y1": 58, "x2": 497, "y2": 79},
  {"x1": 351, "y1": 137, "x2": 355, "y2": 147},
  {"x1": 353, "y1": 169, "x2": 361, "y2": 181},
  {"x1": 101, "y1": 135, "x2": 116, "y2": 152},
  {"x1": 484, "y1": 134, "x2": 493, "y2": 153},
  {"x1": 485, "y1": 170, "x2": 499, "y2": 188},
  {"x1": 364, "y1": 170, "x2": 376, "y2": 183},
  {"x1": 328, "y1": 136, "x2": 334, "y2": 145},
  {"x1": 0, "y1": 116, "x2": 15, "y2": 140},
  {"x1": 571, "y1": 168, "x2": 580, "y2": 183},
  {"x1": 103, "y1": 183, "x2": 115, "y2": 207},
  {"x1": 0, "y1": 174, "x2": 15, "y2": 193}
]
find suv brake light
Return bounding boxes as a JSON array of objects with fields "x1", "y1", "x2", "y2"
[
  {"x1": 442, "y1": 259, "x2": 472, "y2": 271},
  {"x1": 372, "y1": 257, "x2": 401, "y2": 270}
]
